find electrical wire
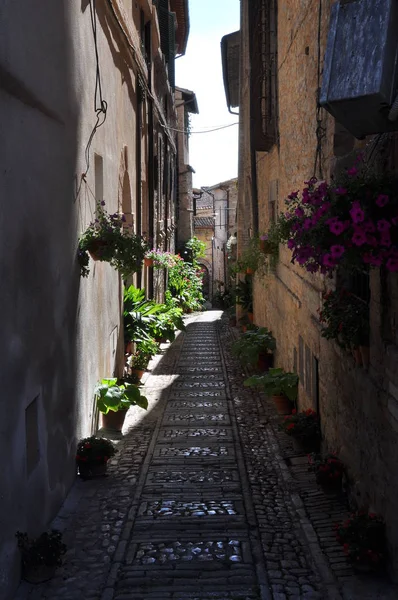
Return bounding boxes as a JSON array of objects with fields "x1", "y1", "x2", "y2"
[
  {"x1": 83, "y1": 0, "x2": 108, "y2": 178},
  {"x1": 160, "y1": 122, "x2": 239, "y2": 135}
]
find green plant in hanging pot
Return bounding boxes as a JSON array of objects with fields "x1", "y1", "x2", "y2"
[
  {"x1": 75, "y1": 435, "x2": 117, "y2": 479},
  {"x1": 78, "y1": 202, "x2": 148, "y2": 278},
  {"x1": 95, "y1": 378, "x2": 148, "y2": 431},
  {"x1": 319, "y1": 287, "x2": 369, "y2": 365},
  {"x1": 16, "y1": 530, "x2": 67, "y2": 583},
  {"x1": 245, "y1": 367, "x2": 298, "y2": 414}
]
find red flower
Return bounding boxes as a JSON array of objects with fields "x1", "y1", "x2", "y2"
[
  {"x1": 287, "y1": 423, "x2": 295, "y2": 431},
  {"x1": 291, "y1": 409, "x2": 297, "y2": 415}
]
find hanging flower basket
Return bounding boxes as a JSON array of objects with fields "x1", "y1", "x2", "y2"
[{"x1": 144, "y1": 257, "x2": 154, "y2": 268}]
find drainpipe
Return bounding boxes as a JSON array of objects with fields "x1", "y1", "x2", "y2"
[
  {"x1": 148, "y1": 96, "x2": 154, "y2": 298},
  {"x1": 136, "y1": 77, "x2": 143, "y2": 288}
]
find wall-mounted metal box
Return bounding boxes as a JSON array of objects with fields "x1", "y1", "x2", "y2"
[{"x1": 320, "y1": 0, "x2": 398, "y2": 138}]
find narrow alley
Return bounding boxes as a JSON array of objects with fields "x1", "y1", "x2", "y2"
[{"x1": 15, "y1": 313, "x2": 398, "y2": 600}]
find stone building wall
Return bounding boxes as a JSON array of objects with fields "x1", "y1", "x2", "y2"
[{"x1": 237, "y1": 0, "x2": 398, "y2": 576}]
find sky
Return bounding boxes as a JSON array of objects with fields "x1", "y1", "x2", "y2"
[{"x1": 175, "y1": 0, "x2": 240, "y2": 189}]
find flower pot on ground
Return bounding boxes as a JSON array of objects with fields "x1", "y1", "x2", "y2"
[
  {"x1": 95, "y1": 378, "x2": 148, "y2": 432},
  {"x1": 132, "y1": 368, "x2": 145, "y2": 381},
  {"x1": 245, "y1": 368, "x2": 298, "y2": 412},
  {"x1": 232, "y1": 327, "x2": 276, "y2": 370},
  {"x1": 76, "y1": 436, "x2": 117, "y2": 478},
  {"x1": 16, "y1": 530, "x2": 66, "y2": 583},
  {"x1": 308, "y1": 453, "x2": 344, "y2": 494},
  {"x1": 246, "y1": 268, "x2": 254, "y2": 275},
  {"x1": 279, "y1": 409, "x2": 321, "y2": 452},
  {"x1": 335, "y1": 512, "x2": 386, "y2": 571},
  {"x1": 144, "y1": 257, "x2": 153, "y2": 267},
  {"x1": 101, "y1": 409, "x2": 128, "y2": 431},
  {"x1": 272, "y1": 394, "x2": 293, "y2": 415}
]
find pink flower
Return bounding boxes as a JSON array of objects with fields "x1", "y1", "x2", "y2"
[
  {"x1": 288, "y1": 191, "x2": 299, "y2": 200},
  {"x1": 287, "y1": 239, "x2": 295, "y2": 249},
  {"x1": 329, "y1": 220, "x2": 345, "y2": 235},
  {"x1": 364, "y1": 254, "x2": 383, "y2": 267},
  {"x1": 347, "y1": 166, "x2": 358, "y2": 177},
  {"x1": 323, "y1": 254, "x2": 336, "y2": 268},
  {"x1": 377, "y1": 219, "x2": 391, "y2": 232},
  {"x1": 349, "y1": 201, "x2": 365, "y2": 224},
  {"x1": 330, "y1": 245, "x2": 345, "y2": 258},
  {"x1": 303, "y1": 218, "x2": 313, "y2": 230},
  {"x1": 295, "y1": 207, "x2": 304, "y2": 218},
  {"x1": 376, "y1": 194, "x2": 389, "y2": 207},
  {"x1": 334, "y1": 187, "x2": 347, "y2": 196},
  {"x1": 352, "y1": 230, "x2": 367, "y2": 246},
  {"x1": 386, "y1": 257, "x2": 398, "y2": 272}
]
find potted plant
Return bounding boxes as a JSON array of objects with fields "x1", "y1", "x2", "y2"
[
  {"x1": 335, "y1": 512, "x2": 386, "y2": 572},
  {"x1": 16, "y1": 530, "x2": 66, "y2": 583},
  {"x1": 128, "y1": 351, "x2": 149, "y2": 380},
  {"x1": 278, "y1": 408, "x2": 321, "y2": 452},
  {"x1": 232, "y1": 327, "x2": 276, "y2": 371},
  {"x1": 319, "y1": 288, "x2": 369, "y2": 366},
  {"x1": 144, "y1": 249, "x2": 178, "y2": 269},
  {"x1": 278, "y1": 163, "x2": 398, "y2": 276},
  {"x1": 308, "y1": 452, "x2": 344, "y2": 493},
  {"x1": 78, "y1": 202, "x2": 148, "y2": 278},
  {"x1": 95, "y1": 378, "x2": 148, "y2": 431},
  {"x1": 244, "y1": 367, "x2": 298, "y2": 414},
  {"x1": 75, "y1": 435, "x2": 117, "y2": 479}
]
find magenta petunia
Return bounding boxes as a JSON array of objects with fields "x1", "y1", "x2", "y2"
[
  {"x1": 287, "y1": 239, "x2": 295, "y2": 249},
  {"x1": 303, "y1": 218, "x2": 313, "y2": 230},
  {"x1": 295, "y1": 207, "x2": 304, "y2": 218},
  {"x1": 376, "y1": 194, "x2": 389, "y2": 207},
  {"x1": 329, "y1": 220, "x2": 345, "y2": 235},
  {"x1": 322, "y1": 254, "x2": 336, "y2": 268},
  {"x1": 349, "y1": 201, "x2": 365, "y2": 224},
  {"x1": 352, "y1": 230, "x2": 367, "y2": 246},
  {"x1": 334, "y1": 187, "x2": 347, "y2": 196},
  {"x1": 347, "y1": 167, "x2": 358, "y2": 177},
  {"x1": 377, "y1": 219, "x2": 391, "y2": 232},
  {"x1": 386, "y1": 257, "x2": 398, "y2": 272},
  {"x1": 330, "y1": 245, "x2": 345, "y2": 258}
]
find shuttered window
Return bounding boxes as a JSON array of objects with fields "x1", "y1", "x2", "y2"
[{"x1": 157, "y1": 1, "x2": 176, "y2": 89}]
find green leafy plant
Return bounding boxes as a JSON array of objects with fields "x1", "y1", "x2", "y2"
[
  {"x1": 129, "y1": 351, "x2": 149, "y2": 370},
  {"x1": 95, "y1": 378, "x2": 148, "y2": 413},
  {"x1": 16, "y1": 531, "x2": 66, "y2": 568},
  {"x1": 308, "y1": 453, "x2": 344, "y2": 485},
  {"x1": 123, "y1": 286, "x2": 164, "y2": 343},
  {"x1": 239, "y1": 236, "x2": 265, "y2": 273},
  {"x1": 278, "y1": 408, "x2": 320, "y2": 437},
  {"x1": 235, "y1": 276, "x2": 253, "y2": 312},
  {"x1": 75, "y1": 436, "x2": 117, "y2": 464},
  {"x1": 245, "y1": 367, "x2": 298, "y2": 401},
  {"x1": 78, "y1": 203, "x2": 148, "y2": 278},
  {"x1": 335, "y1": 512, "x2": 386, "y2": 568},
  {"x1": 319, "y1": 288, "x2": 369, "y2": 348},
  {"x1": 232, "y1": 327, "x2": 276, "y2": 367},
  {"x1": 167, "y1": 254, "x2": 204, "y2": 312},
  {"x1": 185, "y1": 236, "x2": 206, "y2": 262}
]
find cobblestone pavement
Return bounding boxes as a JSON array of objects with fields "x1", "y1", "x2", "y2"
[{"x1": 16, "y1": 312, "x2": 398, "y2": 600}]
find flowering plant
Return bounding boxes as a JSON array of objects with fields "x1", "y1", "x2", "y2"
[
  {"x1": 78, "y1": 203, "x2": 148, "y2": 277},
  {"x1": 245, "y1": 367, "x2": 298, "y2": 401},
  {"x1": 319, "y1": 289, "x2": 369, "y2": 348},
  {"x1": 308, "y1": 453, "x2": 344, "y2": 485},
  {"x1": 16, "y1": 530, "x2": 66, "y2": 568},
  {"x1": 75, "y1": 436, "x2": 117, "y2": 464},
  {"x1": 280, "y1": 165, "x2": 398, "y2": 275},
  {"x1": 335, "y1": 512, "x2": 386, "y2": 568},
  {"x1": 278, "y1": 408, "x2": 320, "y2": 438},
  {"x1": 145, "y1": 249, "x2": 178, "y2": 269}
]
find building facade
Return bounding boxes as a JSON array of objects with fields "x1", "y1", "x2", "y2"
[
  {"x1": 0, "y1": 1, "x2": 188, "y2": 596},
  {"x1": 223, "y1": 0, "x2": 398, "y2": 577}
]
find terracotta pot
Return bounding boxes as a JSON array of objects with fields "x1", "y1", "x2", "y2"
[
  {"x1": 241, "y1": 325, "x2": 247, "y2": 333},
  {"x1": 272, "y1": 394, "x2": 293, "y2": 415},
  {"x1": 257, "y1": 352, "x2": 274, "y2": 372},
  {"x1": 87, "y1": 239, "x2": 108, "y2": 261},
  {"x1": 292, "y1": 435, "x2": 320, "y2": 454},
  {"x1": 22, "y1": 564, "x2": 57, "y2": 584},
  {"x1": 352, "y1": 346, "x2": 363, "y2": 367},
  {"x1": 132, "y1": 368, "x2": 145, "y2": 380},
  {"x1": 101, "y1": 408, "x2": 128, "y2": 431},
  {"x1": 144, "y1": 257, "x2": 153, "y2": 267},
  {"x1": 359, "y1": 345, "x2": 370, "y2": 369},
  {"x1": 247, "y1": 312, "x2": 254, "y2": 323},
  {"x1": 246, "y1": 268, "x2": 254, "y2": 275},
  {"x1": 125, "y1": 341, "x2": 133, "y2": 354},
  {"x1": 78, "y1": 460, "x2": 108, "y2": 479}
]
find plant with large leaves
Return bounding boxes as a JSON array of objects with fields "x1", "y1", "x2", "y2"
[{"x1": 95, "y1": 378, "x2": 148, "y2": 414}]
